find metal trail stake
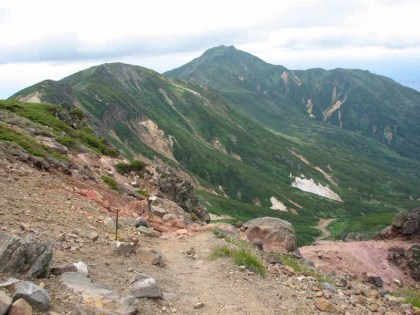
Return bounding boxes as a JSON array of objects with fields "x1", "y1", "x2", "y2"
[{"x1": 115, "y1": 209, "x2": 119, "y2": 240}]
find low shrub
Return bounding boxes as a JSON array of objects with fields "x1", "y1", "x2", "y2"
[{"x1": 101, "y1": 175, "x2": 118, "y2": 191}]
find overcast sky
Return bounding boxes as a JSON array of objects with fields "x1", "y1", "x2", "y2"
[{"x1": 1, "y1": 0, "x2": 420, "y2": 98}]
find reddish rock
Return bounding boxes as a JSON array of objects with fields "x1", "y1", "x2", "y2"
[
  {"x1": 121, "y1": 200, "x2": 149, "y2": 217},
  {"x1": 8, "y1": 298, "x2": 32, "y2": 315},
  {"x1": 243, "y1": 217, "x2": 296, "y2": 252}
]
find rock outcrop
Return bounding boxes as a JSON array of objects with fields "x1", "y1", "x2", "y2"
[
  {"x1": 0, "y1": 231, "x2": 53, "y2": 278},
  {"x1": 242, "y1": 217, "x2": 297, "y2": 252},
  {"x1": 158, "y1": 167, "x2": 210, "y2": 223},
  {"x1": 376, "y1": 207, "x2": 420, "y2": 239},
  {"x1": 387, "y1": 244, "x2": 420, "y2": 281}
]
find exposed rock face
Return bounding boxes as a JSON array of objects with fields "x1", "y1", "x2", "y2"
[
  {"x1": 387, "y1": 244, "x2": 420, "y2": 281},
  {"x1": 394, "y1": 208, "x2": 420, "y2": 235},
  {"x1": 8, "y1": 298, "x2": 32, "y2": 315},
  {"x1": 242, "y1": 217, "x2": 297, "y2": 252},
  {"x1": 158, "y1": 167, "x2": 210, "y2": 223},
  {"x1": 0, "y1": 231, "x2": 53, "y2": 278}
]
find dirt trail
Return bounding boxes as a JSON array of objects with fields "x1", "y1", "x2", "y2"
[
  {"x1": 316, "y1": 218, "x2": 336, "y2": 240},
  {"x1": 0, "y1": 157, "x2": 315, "y2": 314}
]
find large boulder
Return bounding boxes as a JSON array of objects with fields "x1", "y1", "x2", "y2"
[
  {"x1": 242, "y1": 217, "x2": 296, "y2": 252},
  {"x1": 0, "y1": 278, "x2": 51, "y2": 311},
  {"x1": 393, "y1": 208, "x2": 420, "y2": 235},
  {"x1": 0, "y1": 231, "x2": 53, "y2": 278}
]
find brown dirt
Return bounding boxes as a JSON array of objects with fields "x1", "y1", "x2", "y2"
[
  {"x1": 316, "y1": 218, "x2": 336, "y2": 241},
  {"x1": 301, "y1": 240, "x2": 418, "y2": 290},
  {"x1": 0, "y1": 158, "x2": 317, "y2": 314}
]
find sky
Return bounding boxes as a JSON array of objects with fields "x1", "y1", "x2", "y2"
[{"x1": 1, "y1": 0, "x2": 420, "y2": 99}]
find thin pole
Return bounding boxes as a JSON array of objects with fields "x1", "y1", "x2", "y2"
[{"x1": 115, "y1": 209, "x2": 119, "y2": 240}]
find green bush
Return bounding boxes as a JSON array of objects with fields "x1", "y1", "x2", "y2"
[
  {"x1": 101, "y1": 175, "x2": 118, "y2": 191},
  {"x1": 395, "y1": 290, "x2": 420, "y2": 308},
  {"x1": 115, "y1": 160, "x2": 145, "y2": 175},
  {"x1": 210, "y1": 243, "x2": 265, "y2": 276}
]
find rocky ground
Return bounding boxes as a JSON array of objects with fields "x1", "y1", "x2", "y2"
[{"x1": 1, "y1": 156, "x2": 420, "y2": 314}]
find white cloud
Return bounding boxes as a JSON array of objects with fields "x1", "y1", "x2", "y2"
[{"x1": 0, "y1": 0, "x2": 419, "y2": 97}]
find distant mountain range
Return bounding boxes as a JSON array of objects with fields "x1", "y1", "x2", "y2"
[{"x1": 10, "y1": 45, "x2": 420, "y2": 245}]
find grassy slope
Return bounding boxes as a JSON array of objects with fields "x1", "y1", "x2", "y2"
[{"x1": 9, "y1": 61, "x2": 420, "y2": 244}]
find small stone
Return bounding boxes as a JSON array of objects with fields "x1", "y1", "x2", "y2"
[
  {"x1": 136, "y1": 226, "x2": 154, "y2": 237},
  {"x1": 129, "y1": 273, "x2": 162, "y2": 299},
  {"x1": 50, "y1": 264, "x2": 78, "y2": 275},
  {"x1": 86, "y1": 232, "x2": 99, "y2": 242},
  {"x1": 366, "y1": 274, "x2": 383, "y2": 287},
  {"x1": 73, "y1": 262, "x2": 89, "y2": 274},
  {"x1": 321, "y1": 283, "x2": 338, "y2": 294},
  {"x1": 111, "y1": 241, "x2": 135, "y2": 256},
  {"x1": 186, "y1": 247, "x2": 195, "y2": 256},
  {"x1": 315, "y1": 298, "x2": 338, "y2": 313},
  {"x1": 134, "y1": 217, "x2": 149, "y2": 229},
  {"x1": 137, "y1": 247, "x2": 164, "y2": 265},
  {"x1": 8, "y1": 298, "x2": 32, "y2": 315},
  {"x1": 194, "y1": 302, "x2": 204, "y2": 309},
  {"x1": 176, "y1": 229, "x2": 188, "y2": 235}
]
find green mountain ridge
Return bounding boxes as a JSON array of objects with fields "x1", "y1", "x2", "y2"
[
  {"x1": 9, "y1": 49, "x2": 420, "y2": 245},
  {"x1": 166, "y1": 45, "x2": 420, "y2": 161}
]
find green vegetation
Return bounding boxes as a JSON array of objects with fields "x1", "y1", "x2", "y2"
[
  {"x1": 101, "y1": 175, "x2": 118, "y2": 191},
  {"x1": 0, "y1": 122, "x2": 48, "y2": 157},
  {"x1": 10, "y1": 55, "x2": 420, "y2": 245},
  {"x1": 0, "y1": 100, "x2": 118, "y2": 157},
  {"x1": 395, "y1": 289, "x2": 420, "y2": 308},
  {"x1": 115, "y1": 160, "x2": 145, "y2": 175},
  {"x1": 280, "y1": 254, "x2": 332, "y2": 283},
  {"x1": 327, "y1": 212, "x2": 396, "y2": 240},
  {"x1": 210, "y1": 243, "x2": 265, "y2": 276}
]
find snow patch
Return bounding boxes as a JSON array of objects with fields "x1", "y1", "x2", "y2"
[
  {"x1": 270, "y1": 196, "x2": 288, "y2": 211},
  {"x1": 291, "y1": 175, "x2": 342, "y2": 202}
]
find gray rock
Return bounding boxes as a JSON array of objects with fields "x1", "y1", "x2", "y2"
[
  {"x1": 111, "y1": 241, "x2": 136, "y2": 256},
  {"x1": 104, "y1": 217, "x2": 118, "y2": 230},
  {"x1": 151, "y1": 206, "x2": 167, "y2": 218},
  {"x1": 321, "y1": 282, "x2": 338, "y2": 294},
  {"x1": 367, "y1": 274, "x2": 384, "y2": 287},
  {"x1": 129, "y1": 273, "x2": 162, "y2": 299},
  {"x1": 0, "y1": 291, "x2": 12, "y2": 315},
  {"x1": 242, "y1": 217, "x2": 296, "y2": 252},
  {"x1": 40, "y1": 137, "x2": 68, "y2": 154},
  {"x1": 0, "y1": 278, "x2": 51, "y2": 311},
  {"x1": 137, "y1": 247, "x2": 164, "y2": 265},
  {"x1": 0, "y1": 231, "x2": 53, "y2": 278},
  {"x1": 402, "y1": 219, "x2": 418, "y2": 235},
  {"x1": 134, "y1": 217, "x2": 149, "y2": 228},
  {"x1": 60, "y1": 272, "x2": 113, "y2": 298},
  {"x1": 50, "y1": 264, "x2": 78, "y2": 275},
  {"x1": 136, "y1": 226, "x2": 161, "y2": 238},
  {"x1": 86, "y1": 232, "x2": 99, "y2": 242}
]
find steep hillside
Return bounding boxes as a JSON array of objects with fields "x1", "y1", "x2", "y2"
[
  {"x1": 166, "y1": 45, "x2": 420, "y2": 161},
  {"x1": 9, "y1": 61, "x2": 420, "y2": 244}
]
